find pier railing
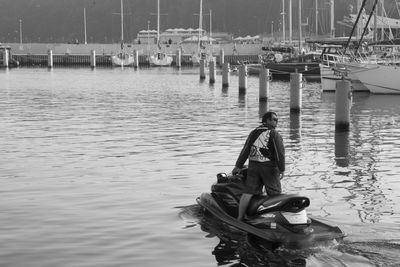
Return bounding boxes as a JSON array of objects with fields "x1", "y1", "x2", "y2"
[
  {"x1": 11, "y1": 54, "x2": 259, "y2": 67},
  {"x1": 13, "y1": 54, "x2": 112, "y2": 67}
]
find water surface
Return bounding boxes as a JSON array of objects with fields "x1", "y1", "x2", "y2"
[{"x1": 1, "y1": 67, "x2": 399, "y2": 266}]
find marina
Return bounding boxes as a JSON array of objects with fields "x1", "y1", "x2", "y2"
[
  {"x1": 2, "y1": 0, "x2": 400, "y2": 266},
  {"x1": 2, "y1": 42, "x2": 260, "y2": 67},
  {"x1": 1, "y1": 67, "x2": 400, "y2": 266}
]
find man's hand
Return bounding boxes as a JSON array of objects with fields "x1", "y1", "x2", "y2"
[{"x1": 232, "y1": 166, "x2": 241, "y2": 175}]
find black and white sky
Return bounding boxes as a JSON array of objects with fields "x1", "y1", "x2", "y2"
[{"x1": 0, "y1": 0, "x2": 390, "y2": 43}]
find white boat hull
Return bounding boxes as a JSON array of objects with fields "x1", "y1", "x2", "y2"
[
  {"x1": 150, "y1": 52, "x2": 173, "y2": 66},
  {"x1": 191, "y1": 54, "x2": 201, "y2": 65},
  {"x1": 349, "y1": 64, "x2": 400, "y2": 94},
  {"x1": 320, "y1": 64, "x2": 369, "y2": 92},
  {"x1": 191, "y1": 53, "x2": 213, "y2": 66},
  {"x1": 111, "y1": 53, "x2": 135, "y2": 66}
]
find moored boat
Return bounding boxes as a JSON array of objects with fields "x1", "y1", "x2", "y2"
[
  {"x1": 150, "y1": 0, "x2": 173, "y2": 67},
  {"x1": 149, "y1": 51, "x2": 173, "y2": 66},
  {"x1": 0, "y1": 45, "x2": 19, "y2": 68},
  {"x1": 347, "y1": 63, "x2": 400, "y2": 94},
  {"x1": 112, "y1": 0, "x2": 135, "y2": 67},
  {"x1": 318, "y1": 44, "x2": 369, "y2": 92},
  {"x1": 248, "y1": 52, "x2": 321, "y2": 81},
  {"x1": 111, "y1": 50, "x2": 135, "y2": 67}
]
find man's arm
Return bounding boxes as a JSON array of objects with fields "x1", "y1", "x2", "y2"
[{"x1": 272, "y1": 131, "x2": 285, "y2": 173}]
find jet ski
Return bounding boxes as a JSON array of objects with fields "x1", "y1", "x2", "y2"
[{"x1": 196, "y1": 169, "x2": 346, "y2": 249}]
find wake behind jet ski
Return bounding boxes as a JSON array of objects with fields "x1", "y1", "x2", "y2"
[{"x1": 196, "y1": 169, "x2": 346, "y2": 249}]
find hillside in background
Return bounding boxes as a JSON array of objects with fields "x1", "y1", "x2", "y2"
[{"x1": 0, "y1": 0, "x2": 378, "y2": 43}]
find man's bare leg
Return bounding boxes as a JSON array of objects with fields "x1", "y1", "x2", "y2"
[{"x1": 237, "y1": 193, "x2": 253, "y2": 220}]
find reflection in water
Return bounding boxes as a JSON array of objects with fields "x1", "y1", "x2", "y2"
[
  {"x1": 221, "y1": 86, "x2": 229, "y2": 97},
  {"x1": 238, "y1": 94, "x2": 246, "y2": 108},
  {"x1": 343, "y1": 94, "x2": 400, "y2": 223},
  {"x1": 196, "y1": 207, "x2": 308, "y2": 267},
  {"x1": 345, "y1": 168, "x2": 388, "y2": 223},
  {"x1": 335, "y1": 131, "x2": 350, "y2": 167},
  {"x1": 2, "y1": 69, "x2": 400, "y2": 267},
  {"x1": 289, "y1": 112, "x2": 301, "y2": 143},
  {"x1": 182, "y1": 205, "x2": 376, "y2": 267}
]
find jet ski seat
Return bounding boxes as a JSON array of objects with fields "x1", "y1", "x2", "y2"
[{"x1": 247, "y1": 194, "x2": 310, "y2": 216}]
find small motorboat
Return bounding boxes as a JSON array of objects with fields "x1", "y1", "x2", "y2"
[{"x1": 196, "y1": 169, "x2": 346, "y2": 249}]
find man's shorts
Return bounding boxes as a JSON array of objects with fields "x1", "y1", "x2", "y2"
[{"x1": 243, "y1": 161, "x2": 282, "y2": 195}]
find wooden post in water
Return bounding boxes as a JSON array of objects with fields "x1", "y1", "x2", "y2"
[
  {"x1": 238, "y1": 65, "x2": 247, "y2": 94},
  {"x1": 2, "y1": 49, "x2": 9, "y2": 67},
  {"x1": 176, "y1": 49, "x2": 181, "y2": 68},
  {"x1": 90, "y1": 50, "x2": 96, "y2": 68},
  {"x1": 259, "y1": 101, "x2": 269, "y2": 119},
  {"x1": 47, "y1": 50, "x2": 53, "y2": 68},
  {"x1": 219, "y1": 49, "x2": 225, "y2": 67},
  {"x1": 335, "y1": 80, "x2": 351, "y2": 132},
  {"x1": 134, "y1": 50, "x2": 139, "y2": 68},
  {"x1": 222, "y1": 62, "x2": 230, "y2": 88},
  {"x1": 259, "y1": 68, "x2": 270, "y2": 101},
  {"x1": 335, "y1": 131, "x2": 350, "y2": 167},
  {"x1": 209, "y1": 59, "x2": 216, "y2": 84},
  {"x1": 200, "y1": 59, "x2": 206, "y2": 80},
  {"x1": 290, "y1": 72, "x2": 302, "y2": 112}
]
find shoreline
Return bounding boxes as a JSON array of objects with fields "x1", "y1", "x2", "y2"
[{"x1": 5, "y1": 42, "x2": 265, "y2": 57}]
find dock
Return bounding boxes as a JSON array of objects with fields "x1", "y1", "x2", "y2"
[{"x1": 2, "y1": 42, "x2": 262, "y2": 68}]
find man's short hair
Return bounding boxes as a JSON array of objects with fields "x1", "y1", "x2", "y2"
[{"x1": 262, "y1": 111, "x2": 277, "y2": 123}]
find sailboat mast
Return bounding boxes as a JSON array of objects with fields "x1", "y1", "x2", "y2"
[
  {"x1": 198, "y1": 0, "x2": 203, "y2": 46},
  {"x1": 282, "y1": 0, "x2": 286, "y2": 41},
  {"x1": 380, "y1": 0, "x2": 384, "y2": 41},
  {"x1": 157, "y1": 0, "x2": 160, "y2": 43},
  {"x1": 315, "y1": 0, "x2": 318, "y2": 36},
  {"x1": 356, "y1": 0, "x2": 378, "y2": 50},
  {"x1": 357, "y1": 0, "x2": 362, "y2": 39},
  {"x1": 289, "y1": 0, "x2": 292, "y2": 43},
  {"x1": 330, "y1": 0, "x2": 334, "y2": 38},
  {"x1": 344, "y1": 0, "x2": 368, "y2": 53},
  {"x1": 209, "y1": 10, "x2": 212, "y2": 45},
  {"x1": 84, "y1": 8, "x2": 87, "y2": 44},
  {"x1": 120, "y1": 0, "x2": 124, "y2": 43},
  {"x1": 374, "y1": 0, "x2": 377, "y2": 41},
  {"x1": 298, "y1": 0, "x2": 302, "y2": 49}
]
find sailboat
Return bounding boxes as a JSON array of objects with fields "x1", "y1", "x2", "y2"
[
  {"x1": 111, "y1": 0, "x2": 135, "y2": 67},
  {"x1": 191, "y1": 0, "x2": 212, "y2": 65},
  {"x1": 250, "y1": 0, "x2": 321, "y2": 80},
  {"x1": 341, "y1": 0, "x2": 400, "y2": 94},
  {"x1": 149, "y1": 0, "x2": 173, "y2": 66}
]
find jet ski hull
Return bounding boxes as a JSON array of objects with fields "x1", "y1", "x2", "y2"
[{"x1": 197, "y1": 192, "x2": 345, "y2": 249}]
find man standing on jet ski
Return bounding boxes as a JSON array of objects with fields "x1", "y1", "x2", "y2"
[{"x1": 232, "y1": 111, "x2": 285, "y2": 221}]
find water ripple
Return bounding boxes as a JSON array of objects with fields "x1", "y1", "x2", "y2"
[{"x1": 1, "y1": 68, "x2": 400, "y2": 266}]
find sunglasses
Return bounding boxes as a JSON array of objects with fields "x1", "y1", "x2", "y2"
[{"x1": 271, "y1": 118, "x2": 278, "y2": 122}]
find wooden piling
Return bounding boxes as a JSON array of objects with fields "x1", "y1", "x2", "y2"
[
  {"x1": 176, "y1": 49, "x2": 181, "y2": 68},
  {"x1": 335, "y1": 131, "x2": 350, "y2": 167},
  {"x1": 259, "y1": 68, "x2": 270, "y2": 102},
  {"x1": 290, "y1": 72, "x2": 302, "y2": 113},
  {"x1": 90, "y1": 50, "x2": 96, "y2": 68},
  {"x1": 134, "y1": 50, "x2": 139, "y2": 68},
  {"x1": 219, "y1": 49, "x2": 225, "y2": 67},
  {"x1": 47, "y1": 50, "x2": 53, "y2": 68},
  {"x1": 222, "y1": 62, "x2": 230, "y2": 88},
  {"x1": 238, "y1": 65, "x2": 247, "y2": 94},
  {"x1": 335, "y1": 80, "x2": 351, "y2": 132},
  {"x1": 200, "y1": 59, "x2": 206, "y2": 80},
  {"x1": 209, "y1": 59, "x2": 216, "y2": 84},
  {"x1": 2, "y1": 49, "x2": 9, "y2": 67}
]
